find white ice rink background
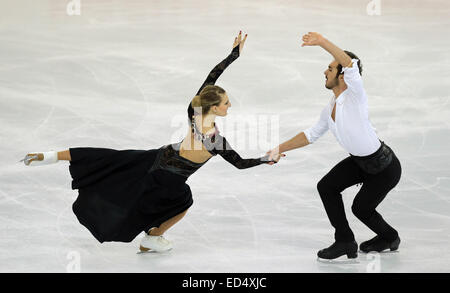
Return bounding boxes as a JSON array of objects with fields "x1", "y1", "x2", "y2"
[{"x1": 0, "y1": 0, "x2": 449, "y2": 272}]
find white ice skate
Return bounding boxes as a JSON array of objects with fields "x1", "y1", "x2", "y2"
[
  {"x1": 139, "y1": 234, "x2": 173, "y2": 253},
  {"x1": 20, "y1": 151, "x2": 59, "y2": 166}
]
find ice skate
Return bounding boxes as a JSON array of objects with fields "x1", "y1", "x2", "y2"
[
  {"x1": 138, "y1": 234, "x2": 173, "y2": 253},
  {"x1": 317, "y1": 241, "x2": 359, "y2": 263},
  {"x1": 20, "y1": 151, "x2": 58, "y2": 166},
  {"x1": 359, "y1": 236, "x2": 400, "y2": 253}
]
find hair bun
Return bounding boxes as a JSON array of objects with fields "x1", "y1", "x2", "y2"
[{"x1": 191, "y1": 95, "x2": 201, "y2": 108}]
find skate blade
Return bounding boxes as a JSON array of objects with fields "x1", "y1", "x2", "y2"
[
  {"x1": 359, "y1": 249, "x2": 399, "y2": 254},
  {"x1": 136, "y1": 245, "x2": 172, "y2": 254},
  {"x1": 137, "y1": 250, "x2": 157, "y2": 255},
  {"x1": 136, "y1": 249, "x2": 172, "y2": 254},
  {"x1": 137, "y1": 245, "x2": 153, "y2": 254},
  {"x1": 317, "y1": 256, "x2": 359, "y2": 264},
  {"x1": 19, "y1": 155, "x2": 39, "y2": 166},
  {"x1": 19, "y1": 155, "x2": 39, "y2": 165}
]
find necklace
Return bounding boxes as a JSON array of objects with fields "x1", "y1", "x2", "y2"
[{"x1": 191, "y1": 118, "x2": 218, "y2": 142}]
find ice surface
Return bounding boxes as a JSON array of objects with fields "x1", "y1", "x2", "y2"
[{"x1": 1, "y1": 0, "x2": 449, "y2": 272}]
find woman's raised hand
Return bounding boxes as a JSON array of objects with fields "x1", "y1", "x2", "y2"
[{"x1": 233, "y1": 30, "x2": 248, "y2": 54}]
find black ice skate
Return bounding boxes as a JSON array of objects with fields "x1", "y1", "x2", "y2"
[
  {"x1": 317, "y1": 241, "x2": 358, "y2": 262},
  {"x1": 359, "y1": 236, "x2": 400, "y2": 253}
]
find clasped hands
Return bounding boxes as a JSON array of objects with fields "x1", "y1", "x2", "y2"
[{"x1": 265, "y1": 148, "x2": 286, "y2": 165}]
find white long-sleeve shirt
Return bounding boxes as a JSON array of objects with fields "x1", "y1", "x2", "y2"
[{"x1": 304, "y1": 59, "x2": 381, "y2": 156}]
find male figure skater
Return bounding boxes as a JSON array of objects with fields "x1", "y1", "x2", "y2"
[{"x1": 268, "y1": 32, "x2": 401, "y2": 260}]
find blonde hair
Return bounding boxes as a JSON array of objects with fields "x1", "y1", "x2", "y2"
[{"x1": 191, "y1": 85, "x2": 226, "y2": 116}]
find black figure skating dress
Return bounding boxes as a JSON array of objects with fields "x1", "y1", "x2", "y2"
[{"x1": 69, "y1": 46, "x2": 269, "y2": 243}]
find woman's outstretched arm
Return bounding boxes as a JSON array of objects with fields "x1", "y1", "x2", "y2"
[
  {"x1": 213, "y1": 136, "x2": 279, "y2": 169},
  {"x1": 196, "y1": 31, "x2": 246, "y2": 94},
  {"x1": 188, "y1": 31, "x2": 247, "y2": 119}
]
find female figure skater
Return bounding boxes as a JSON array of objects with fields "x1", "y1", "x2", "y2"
[{"x1": 21, "y1": 31, "x2": 283, "y2": 253}]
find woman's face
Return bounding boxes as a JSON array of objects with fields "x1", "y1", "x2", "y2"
[{"x1": 212, "y1": 93, "x2": 231, "y2": 116}]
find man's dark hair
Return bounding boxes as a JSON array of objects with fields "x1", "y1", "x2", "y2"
[{"x1": 336, "y1": 50, "x2": 363, "y2": 77}]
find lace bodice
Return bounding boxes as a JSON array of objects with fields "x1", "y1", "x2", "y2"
[{"x1": 150, "y1": 131, "x2": 269, "y2": 178}]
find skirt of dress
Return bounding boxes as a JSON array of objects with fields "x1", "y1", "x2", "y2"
[{"x1": 68, "y1": 147, "x2": 193, "y2": 243}]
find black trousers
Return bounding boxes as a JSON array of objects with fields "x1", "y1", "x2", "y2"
[{"x1": 317, "y1": 151, "x2": 401, "y2": 242}]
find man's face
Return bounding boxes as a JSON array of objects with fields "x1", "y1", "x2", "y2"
[{"x1": 324, "y1": 60, "x2": 340, "y2": 90}]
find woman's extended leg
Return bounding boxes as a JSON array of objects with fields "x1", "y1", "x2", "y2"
[
  {"x1": 57, "y1": 150, "x2": 72, "y2": 161},
  {"x1": 139, "y1": 209, "x2": 189, "y2": 252},
  {"x1": 22, "y1": 150, "x2": 63, "y2": 165},
  {"x1": 148, "y1": 209, "x2": 189, "y2": 236}
]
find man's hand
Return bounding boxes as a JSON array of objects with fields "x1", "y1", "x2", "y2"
[
  {"x1": 233, "y1": 30, "x2": 248, "y2": 54},
  {"x1": 301, "y1": 32, "x2": 325, "y2": 47},
  {"x1": 266, "y1": 148, "x2": 286, "y2": 165},
  {"x1": 301, "y1": 32, "x2": 352, "y2": 68}
]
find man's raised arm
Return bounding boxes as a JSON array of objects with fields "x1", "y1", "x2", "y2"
[{"x1": 302, "y1": 32, "x2": 353, "y2": 68}]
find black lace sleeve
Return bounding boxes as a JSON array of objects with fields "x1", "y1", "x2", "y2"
[
  {"x1": 196, "y1": 45, "x2": 240, "y2": 95},
  {"x1": 212, "y1": 135, "x2": 271, "y2": 169},
  {"x1": 188, "y1": 46, "x2": 240, "y2": 121}
]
